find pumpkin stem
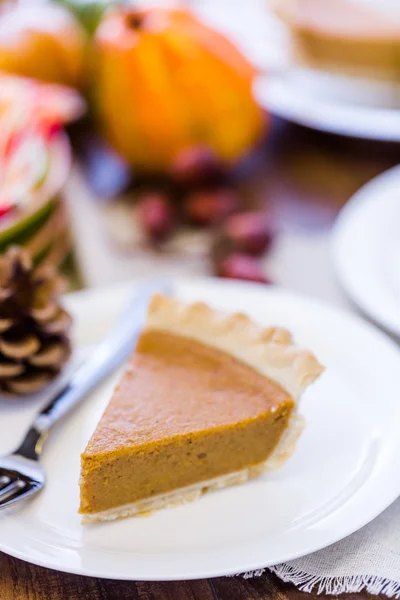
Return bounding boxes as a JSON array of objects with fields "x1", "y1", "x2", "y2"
[{"x1": 125, "y1": 13, "x2": 144, "y2": 30}]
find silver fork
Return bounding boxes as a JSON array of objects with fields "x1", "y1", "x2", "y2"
[{"x1": 0, "y1": 279, "x2": 173, "y2": 511}]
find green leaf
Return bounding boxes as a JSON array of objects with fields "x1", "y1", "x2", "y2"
[{"x1": 52, "y1": 0, "x2": 127, "y2": 36}]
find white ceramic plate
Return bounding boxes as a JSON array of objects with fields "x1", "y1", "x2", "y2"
[
  {"x1": 255, "y1": 75, "x2": 400, "y2": 141},
  {"x1": 1, "y1": 278, "x2": 400, "y2": 580},
  {"x1": 332, "y1": 165, "x2": 400, "y2": 338}
]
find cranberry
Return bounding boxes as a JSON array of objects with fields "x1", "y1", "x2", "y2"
[
  {"x1": 223, "y1": 211, "x2": 276, "y2": 256},
  {"x1": 137, "y1": 191, "x2": 175, "y2": 242},
  {"x1": 184, "y1": 188, "x2": 238, "y2": 226},
  {"x1": 218, "y1": 253, "x2": 272, "y2": 284}
]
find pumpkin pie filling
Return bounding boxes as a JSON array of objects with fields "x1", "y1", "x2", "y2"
[
  {"x1": 80, "y1": 330, "x2": 294, "y2": 516},
  {"x1": 79, "y1": 294, "x2": 323, "y2": 523}
]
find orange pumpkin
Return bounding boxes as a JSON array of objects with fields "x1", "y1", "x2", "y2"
[
  {"x1": 93, "y1": 7, "x2": 266, "y2": 172},
  {"x1": 0, "y1": 4, "x2": 87, "y2": 89}
]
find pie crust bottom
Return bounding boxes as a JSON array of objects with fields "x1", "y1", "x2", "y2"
[{"x1": 82, "y1": 413, "x2": 304, "y2": 524}]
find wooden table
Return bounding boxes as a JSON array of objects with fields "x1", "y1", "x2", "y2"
[
  {"x1": 1, "y1": 553, "x2": 378, "y2": 600},
  {"x1": 2, "y1": 552, "x2": 386, "y2": 600},
  {"x1": 1, "y1": 118, "x2": 399, "y2": 599}
]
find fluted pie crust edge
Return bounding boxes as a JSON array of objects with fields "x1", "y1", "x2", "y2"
[{"x1": 147, "y1": 294, "x2": 324, "y2": 401}]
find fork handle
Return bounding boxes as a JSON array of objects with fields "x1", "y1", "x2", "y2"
[{"x1": 18, "y1": 280, "x2": 172, "y2": 458}]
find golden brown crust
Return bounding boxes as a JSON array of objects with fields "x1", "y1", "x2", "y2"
[
  {"x1": 146, "y1": 294, "x2": 324, "y2": 401},
  {"x1": 81, "y1": 466, "x2": 264, "y2": 523}
]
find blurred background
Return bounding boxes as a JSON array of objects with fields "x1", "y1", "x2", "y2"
[{"x1": 1, "y1": 0, "x2": 399, "y2": 310}]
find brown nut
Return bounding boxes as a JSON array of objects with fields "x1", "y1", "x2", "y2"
[
  {"x1": 170, "y1": 146, "x2": 222, "y2": 186},
  {"x1": 137, "y1": 191, "x2": 175, "y2": 242},
  {"x1": 223, "y1": 211, "x2": 276, "y2": 256},
  {"x1": 184, "y1": 188, "x2": 239, "y2": 226},
  {"x1": 217, "y1": 253, "x2": 272, "y2": 284}
]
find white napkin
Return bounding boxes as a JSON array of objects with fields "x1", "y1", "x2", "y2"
[{"x1": 244, "y1": 499, "x2": 400, "y2": 597}]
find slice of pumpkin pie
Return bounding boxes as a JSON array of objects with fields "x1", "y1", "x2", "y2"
[{"x1": 79, "y1": 294, "x2": 323, "y2": 524}]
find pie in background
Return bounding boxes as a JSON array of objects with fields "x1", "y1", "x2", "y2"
[
  {"x1": 271, "y1": 0, "x2": 400, "y2": 107},
  {"x1": 272, "y1": 0, "x2": 400, "y2": 82}
]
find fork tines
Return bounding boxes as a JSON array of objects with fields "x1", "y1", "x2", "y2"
[{"x1": 0, "y1": 471, "x2": 27, "y2": 507}]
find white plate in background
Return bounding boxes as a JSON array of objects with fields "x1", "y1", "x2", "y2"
[
  {"x1": 255, "y1": 75, "x2": 400, "y2": 141},
  {"x1": 0, "y1": 279, "x2": 400, "y2": 579},
  {"x1": 332, "y1": 165, "x2": 400, "y2": 337}
]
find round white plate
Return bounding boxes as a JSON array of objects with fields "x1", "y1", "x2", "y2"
[
  {"x1": 255, "y1": 75, "x2": 400, "y2": 141},
  {"x1": 332, "y1": 165, "x2": 400, "y2": 338},
  {"x1": 1, "y1": 278, "x2": 400, "y2": 580}
]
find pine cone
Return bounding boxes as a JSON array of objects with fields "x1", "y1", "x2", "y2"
[{"x1": 0, "y1": 247, "x2": 72, "y2": 396}]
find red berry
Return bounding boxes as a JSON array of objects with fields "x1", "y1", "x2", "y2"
[
  {"x1": 170, "y1": 146, "x2": 222, "y2": 185},
  {"x1": 218, "y1": 253, "x2": 272, "y2": 284},
  {"x1": 137, "y1": 191, "x2": 175, "y2": 242},
  {"x1": 223, "y1": 211, "x2": 276, "y2": 256},
  {"x1": 184, "y1": 188, "x2": 238, "y2": 226}
]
